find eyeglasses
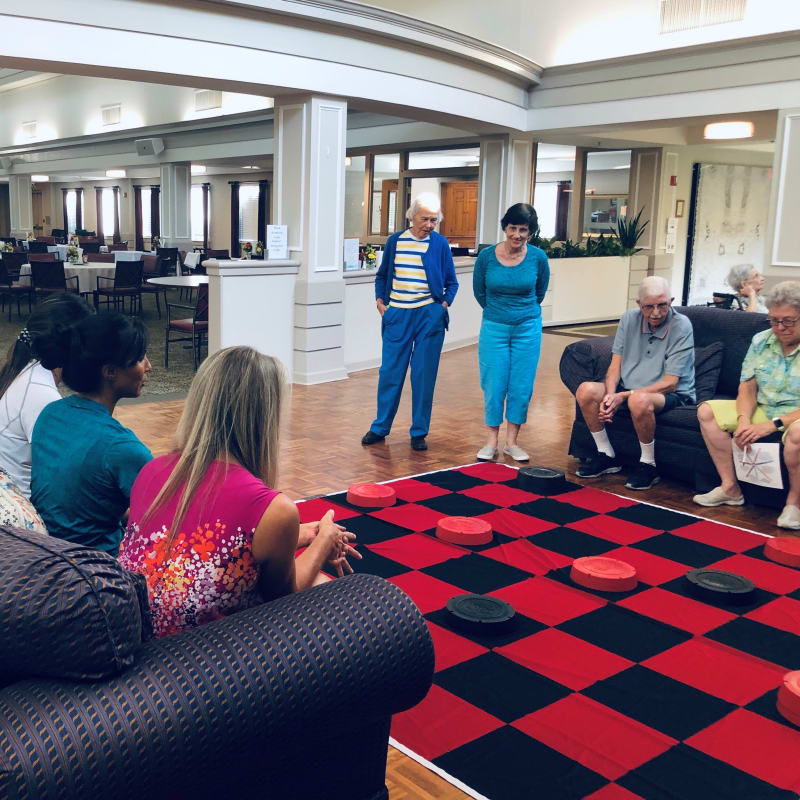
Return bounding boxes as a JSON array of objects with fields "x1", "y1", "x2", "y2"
[
  {"x1": 641, "y1": 302, "x2": 670, "y2": 312},
  {"x1": 768, "y1": 316, "x2": 800, "y2": 328}
]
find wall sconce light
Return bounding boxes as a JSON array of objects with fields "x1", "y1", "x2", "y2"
[
  {"x1": 191, "y1": 164, "x2": 207, "y2": 175},
  {"x1": 30, "y1": 174, "x2": 49, "y2": 182},
  {"x1": 703, "y1": 121, "x2": 754, "y2": 140},
  {"x1": 105, "y1": 169, "x2": 126, "y2": 178}
]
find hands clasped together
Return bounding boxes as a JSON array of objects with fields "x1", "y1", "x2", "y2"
[
  {"x1": 733, "y1": 419, "x2": 776, "y2": 449},
  {"x1": 598, "y1": 391, "x2": 627, "y2": 423},
  {"x1": 300, "y1": 509, "x2": 361, "y2": 577}
]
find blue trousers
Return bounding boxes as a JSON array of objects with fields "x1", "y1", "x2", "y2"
[
  {"x1": 371, "y1": 303, "x2": 446, "y2": 438},
  {"x1": 478, "y1": 316, "x2": 542, "y2": 427}
]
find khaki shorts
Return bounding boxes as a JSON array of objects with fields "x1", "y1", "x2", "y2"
[{"x1": 702, "y1": 399, "x2": 799, "y2": 443}]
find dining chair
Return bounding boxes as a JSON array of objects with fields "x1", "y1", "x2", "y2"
[
  {"x1": 27, "y1": 241, "x2": 49, "y2": 254},
  {"x1": 1, "y1": 252, "x2": 27, "y2": 281},
  {"x1": 81, "y1": 241, "x2": 102, "y2": 254},
  {"x1": 28, "y1": 253, "x2": 57, "y2": 263},
  {"x1": 140, "y1": 254, "x2": 167, "y2": 318},
  {"x1": 36, "y1": 236, "x2": 57, "y2": 246},
  {"x1": 108, "y1": 242, "x2": 129, "y2": 251},
  {"x1": 95, "y1": 260, "x2": 143, "y2": 315},
  {"x1": 86, "y1": 253, "x2": 116, "y2": 263},
  {"x1": 0, "y1": 258, "x2": 32, "y2": 320},
  {"x1": 30, "y1": 262, "x2": 79, "y2": 300},
  {"x1": 165, "y1": 284, "x2": 209, "y2": 370}
]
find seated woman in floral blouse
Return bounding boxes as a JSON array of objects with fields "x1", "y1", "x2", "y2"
[{"x1": 119, "y1": 346, "x2": 357, "y2": 638}]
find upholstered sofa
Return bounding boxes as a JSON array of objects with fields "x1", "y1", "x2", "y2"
[
  {"x1": 559, "y1": 305, "x2": 786, "y2": 507},
  {"x1": 0, "y1": 528, "x2": 434, "y2": 800}
]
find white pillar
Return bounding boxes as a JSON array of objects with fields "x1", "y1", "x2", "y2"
[
  {"x1": 476, "y1": 134, "x2": 535, "y2": 246},
  {"x1": 274, "y1": 95, "x2": 348, "y2": 384},
  {"x1": 9, "y1": 175, "x2": 33, "y2": 239},
  {"x1": 767, "y1": 108, "x2": 800, "y2": 273},
  {"x1": 159, "y1": 163, "x2": 192, "y2": 253}
]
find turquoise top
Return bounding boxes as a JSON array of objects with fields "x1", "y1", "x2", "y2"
[
  {"x1": 31, "y1": 395, "x2": 152, "y2": 555},
  {"x1": 473, "y1": 244, "x2": 550, "y2": 325}
]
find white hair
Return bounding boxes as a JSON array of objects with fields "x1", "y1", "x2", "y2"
[
  {"x1": 767, "y1": 281, "x2": 800, "y2": 313},
  {"x1": 406, "y1": 193, "x2": 443, "y2": 223},
  {"x1": 638, "y1": 276, "x2": 670, "y2": 300},
  {"x1": 727, "y1": 263, "x2": 754, "y2": 292}
]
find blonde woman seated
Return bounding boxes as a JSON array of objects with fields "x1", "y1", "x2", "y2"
[
  {"x1": 727, "y1": 264, "x2": 767, "y2": 313},
  {"x1": 119, "y1": 346, "x2": 358, "y2": 638}
]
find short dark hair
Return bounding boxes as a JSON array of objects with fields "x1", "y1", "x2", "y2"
[
  {"x1": 501, "y1": 203, "x2": 538, "y2": 232},
  {"x1": 62, "y1": 313, "x2": 148, "y2": 394}
]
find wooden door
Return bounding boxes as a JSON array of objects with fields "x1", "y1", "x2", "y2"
[
  {"x1": 439, "y1": 181, "x2": 477, "y2": 248},
  {"x1": 31, "y1": 189, "x2": 43, "y2": 235}
]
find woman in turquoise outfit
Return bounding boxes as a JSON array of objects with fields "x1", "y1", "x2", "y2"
[{"x1": 473, "y1": 203, "x2": 550, "y2": 462}]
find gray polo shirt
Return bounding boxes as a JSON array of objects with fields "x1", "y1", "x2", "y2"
[{"x1": 612, "y1": 307, "x2": 696, "y2": 402}]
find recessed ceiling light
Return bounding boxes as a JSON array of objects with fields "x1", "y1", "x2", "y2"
[
  {"x1": 105, "y1": 169, "x2": 126, "y2": 178},
  {"x1": 191, "y1": 164, "x2": 207, "y2": 175},
  {"x1": 31, "y1": 174, "x2": 49, "y2": 182},
  {"x1": 241, "y1": 165, "x2": 258, "y2": 169},
  {"x1": 703, "y1": 121, "x2": 754, "y2": 140}
]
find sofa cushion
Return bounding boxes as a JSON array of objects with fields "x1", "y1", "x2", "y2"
[
  {"x1": 0, "y1": 527, "x2": 144, "y2": 684},
  {"x1": 694, "y1": 341, "x2": 725, "y2": 403}
]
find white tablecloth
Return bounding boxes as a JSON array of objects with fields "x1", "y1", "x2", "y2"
[
  {"x1": 20, "y1": 263, "x2": 116, "y2": 295},
  {"x1": 114, "y1": 250, "x2": 149, "y2": 262},
  {"x1": 182, "y1": 252, "x2": 200, "y2": 273}
]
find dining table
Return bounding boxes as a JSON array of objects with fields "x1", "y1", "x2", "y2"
[
  {"x1": 18, "y1": 262, "x2": 116, "y2": 295},
  {"x1": 146, "y1": 275, "x2": 208, "y2": 289}
]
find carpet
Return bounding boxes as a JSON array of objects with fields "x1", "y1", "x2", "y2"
[
  {"x1": 545, "y1": 322, "x2": 619, "y2": 339},
  {"x1": 300, "y1": 465, "x2": 800, "y2": 800}
]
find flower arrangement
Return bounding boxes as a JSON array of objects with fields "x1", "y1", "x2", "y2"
[
  {"x1": 151, "y1": 235, "x2": 162, "y2": 248},
  {"x1": 26, "y1": 233, "x2": 35, "y2": 242},
  {"x1": 254, "y1": 241, "x2": 264, "y2": 256},
  {"x1": 66, "y1": 245, "x2": 80, "y2": 263},
  {"x1": 2, "y1": 242, "x2": 13, "y2": 252},
  {"x1": 241, "y1": 241, "x2": 253, "y2": 258},
  {"x1": 71, "y1": 236, "x2": 80, "y2": 246}
]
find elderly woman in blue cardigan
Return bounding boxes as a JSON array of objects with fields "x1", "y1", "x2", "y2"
[
  {"x1": 361, "y1": 193, "x2": 459, "y2": 452},
  {"x1": 473, "y1": 202, "x2": 550, "y2": 462}
]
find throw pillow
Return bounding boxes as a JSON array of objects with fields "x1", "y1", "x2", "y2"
[
  {"x1": 0, "y1": 467, "x2": 47, "y2": 534},
  {"x1": 0, "y1": 527, "x2": 144, "y2": 684},
  {"x1": 694, "y1": 341, "x2": 725, "y2": 403}
]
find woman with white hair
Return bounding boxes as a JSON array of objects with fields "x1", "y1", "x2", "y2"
[
  {"x1": 695, "y1": 280, "x2": 800, "y2": 529},
  {"x1": 362, "y1": 193, "x2": 459, "y2": 452},
  {"x1": 727, "y1": 264, "x2": 766, "y2": 313}
]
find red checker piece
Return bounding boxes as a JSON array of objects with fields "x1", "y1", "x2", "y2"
[
  {"x1": 571, "y1": 556, "x2": 638, "y2": 592},
  {"x1": 777, "y1": 701, "x2": 800, "y2": 728},
  {"x1": 765, "y1": 537, "x2": 800, "y2": 568},
  {"x1": 778, "y1": 671, "x2": 800, "y2": 716},
  {"x1": 436, "y1": 516, "x2": 493, "y2": 545},
  {"x1": 346, "y1": 482, "x2": 396, "y2": 508}
]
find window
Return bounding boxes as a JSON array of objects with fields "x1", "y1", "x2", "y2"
[
  {"x1": 191, "y1": 185, "x2": 208, "y2": 241},
  {"x1": 101, "y1": 188, "x2": 118, "y2": 236},
  {"x1": 344, "y1": 155, "x2": 366, "y2": 239},
  {"x1": 371, "y1": 154, "x2": 400, "y2": 236},
  {"x1": 238, "y1": 184, "x2": 260, "y2": 243},
  {"x1": 65, "y1": 190, "x2": 81, "y2": 234},
  {"x1": 140, "y1": 188, "x2": 152, "y2": 238}
]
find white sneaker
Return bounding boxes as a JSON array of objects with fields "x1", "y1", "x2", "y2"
[
  {"x1": 692, "y1": 486, "x2": 745, "y2": 507},
  {"x1": 778, "y1": 505, "x2": 800, "y2": 530},
  {"x1": 503, "y1": 444, "x2": 529, "y2": 462},
  {"x1": 477, "y1": 445, "x2": 498, "y2": 462}
]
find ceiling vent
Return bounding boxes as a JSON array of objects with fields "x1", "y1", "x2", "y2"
[
  {"x1": 21, "y1": 120, "x2": 37, "y2": 138},
  {"x1": 101, "y1": 103, "x2": 121, "y2": 126},
  {"x1": 194, "y1": 89, "x2": 222, "y2": 112},
  {"x1": 659, "y1": 0, "x2": 746, "y2": 34}
]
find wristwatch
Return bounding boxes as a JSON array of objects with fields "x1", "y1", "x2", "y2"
[{"x1": 773, "y1": 417, "x2": 785, "y2": 431}]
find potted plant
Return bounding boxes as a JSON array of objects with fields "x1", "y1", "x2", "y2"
[
  {"x1": 241, "y1": 241, "x2": 253, "y2": 259},
  {"x1": 363, "y1": 244, "x2": 377, "y2": 269},
  {"x1": 610, "y1": 207, "x2": 649, "y2": 255},
  {"x1": 254, "y1": 241, "x2": 264, "y2": 257},
  {"x1": 66, "y1": 245, "x2": 80, "y2": 264}
]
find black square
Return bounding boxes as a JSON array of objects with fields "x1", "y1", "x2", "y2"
[
  {"x1": 659, "y1": 575, "x2": 778, "y2": 614},
  {"x1": 746, "y1": 689, "x2": 800, "y2": 731},
  {"x1": 414, "y1": 469, "x2": 487, "y2": 491},
  {"x1": 705, "y1": 617, "x2": 800, "y2": 670},
  {"x1": 619, "y1": 743, "x2": 795, "y2": 800},
  {"x1": 608, "y1": 503, "x2": 698, "y2": 532},
  {"x1": 558, "y1": 604, "x2": 691, "y2": 662},
  {"x1": 790, "y1": 588, "x2": 800, "y2": 602},
  {"x1": 348, "y1": 545, "x2": 411, "y2": 578},
  {"x1": 434, "y1": 652, "x2": 571, "y2": 723},
  {"x1": 528, "y1": 526, "x2": 618, "y2": 558},
  {"x1": 343, "y1": 514, "x2": 411, "y2": 544},
  {"x1": 633, "y1": 532, "x2": 731, "y2": 568},
  {"x1": 513, "y1": 474, "x2": 582, "y2": 496},
  {"x1": 435, "y1": 726, "x2": 606, "y2": 800},
  {"x1": 324, "y1": 490, "x2": 407, "y2": 513},
  {"x1": 510, "y1": 498, "x2": 595, "y2": 525},
  {"x1": 419, "y1": 493, "x2": 499, "y2": 517},
  {"x1": 583, "y1": 665, "x2": 735, "y2": 740},
  {"x1": 422, "y1": 552, "x2": 533, "y2": 594},
  {"x1": 425, "y1": 607, "x2": 546, "y2": 649}
]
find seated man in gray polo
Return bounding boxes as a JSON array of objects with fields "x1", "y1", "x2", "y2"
[{"x1": 574, "y1": 276, "x2": 696, "y2": 490}]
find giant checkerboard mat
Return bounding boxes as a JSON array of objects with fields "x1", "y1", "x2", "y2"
[{"x1": 298, "y1": 463, "x2": 800, "y2": 800}]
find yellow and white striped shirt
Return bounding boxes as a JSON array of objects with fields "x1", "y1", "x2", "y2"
[{"x1": 389, "y1": 231, "x2": 433, "y2": 309}]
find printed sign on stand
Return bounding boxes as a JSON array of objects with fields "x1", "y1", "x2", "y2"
[{"x1": 267, "y1": 225, "x2": 288, "y2": 260}]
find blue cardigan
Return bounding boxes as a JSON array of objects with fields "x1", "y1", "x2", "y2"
[{"x1": 374, "y1": 230, "x2": 459, "y2": 325}]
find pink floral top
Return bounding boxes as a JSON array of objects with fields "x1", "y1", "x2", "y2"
[{"x1": 119, "y1": 454, "x2": 279, "y2": 638}]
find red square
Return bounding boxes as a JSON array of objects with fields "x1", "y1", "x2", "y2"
[
  {"x1": 370, "y1": 503, "x2": 448, "y2": 531},
  {"x1": 617, "y1": 587, "x2": 737, "y2": 635},
  {"x1": 426, "y1": 621, "x2": 488, "y2": 672},
  {"x1": 746, "y1": 596, "x2": 800, "y2": 636},
  {"x1": 686, "y1": 709, "x2": 800, "y2": 792},
  {"x1": 514, "y1": 694, "x2": 675, "y2": 780},
  {"x1": 556, "y1": 487, "x2": 636, "y2": 514},
  {"x1": 643, "y1": 637, "x2": 787, "y2": 705},
  {"x1": 480, "y1": 539, "x2": 573, "y2": 575},
  {"x1": 490, "y1": 576, "x2": 606, "y2": 626},
  {"x1": 672, "y1": 519, "x2": 766, "y2": 553},
  {"x1": 369, "y1": 533, "x2": 465, "y2": 569},
  {"x1": 460, "y1": 483, "x2": 540, "y2": 507},
  {"x1": 707, "y1": 554, "x2": 800, "y2": 595},
  {"x1": 497, "y1": 628, "x2": 633, "y2": 691},
  {"x1": 296, "y1": 497, "x2": 361, "y2": 523},
  {"x1": 583, "y1": 786, "x2": 644, "y2": 800},
  {"x1": 601, "y1": 546, "x2": 689, "y2": 586},
  {"x1": 390, "y1": 684, "x2": 503, "y2": 760},
  {"x1": 458, "y1": 462, "x2": 519, "y2": 482},
  {"x1": 567, "y1": 515, "x2": 658, "y2": 545},
  {"x1": 476, "y1": 507, "x2": 557, "y2": 538},
  {"x1": 389, "y1": 570, "x2": 463, "y2": 614},
  {"x1": 383, "y1": 478, "x2": 450, "y2": 502}
]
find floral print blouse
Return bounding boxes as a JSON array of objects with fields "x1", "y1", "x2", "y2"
[{"x1": 119, "y1": 455, "x2": 279, "y2": 638}]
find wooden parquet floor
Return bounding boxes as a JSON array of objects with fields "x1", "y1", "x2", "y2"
[{"x1": 114, "y1": 332, "x2": 787, "y2": 800}]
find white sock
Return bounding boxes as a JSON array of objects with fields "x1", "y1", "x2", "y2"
[
  {"x1": 640, "y1": 440, "x2": 656, "y2": 466},
  {"x1": 591, "y1": 428, "x2": 615, "y2": 458}
]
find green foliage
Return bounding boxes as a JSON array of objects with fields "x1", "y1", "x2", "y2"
[{"x1": 609, "y1": 207, "x2": 649, "y2": 255}]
